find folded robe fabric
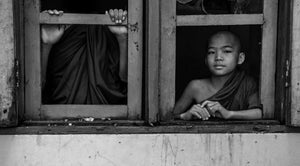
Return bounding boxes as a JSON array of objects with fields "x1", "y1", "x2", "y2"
[
  {"x1": 203, "y1": 70, "x2": 262, "y2": 111},
  {"x1": 43, "y1": 25, "x2": 127, "y2": 104}
]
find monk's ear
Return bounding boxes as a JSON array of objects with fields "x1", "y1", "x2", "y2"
[{"x1": 237, "y1": 52, "x2": 245, "y2": 65}]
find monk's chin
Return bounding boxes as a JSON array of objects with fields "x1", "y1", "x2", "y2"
[{"x1": 211, "y1": 70, "x2": 234, "y2": 77}]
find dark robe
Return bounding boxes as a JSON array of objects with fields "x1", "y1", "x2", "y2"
[
  {"x1": 203, "y1": 70, "x2": 262, "y2": 111},
  {"x1": 43, "y1": 25, "x2": 127, "y2": 104},
  {"x1": 177, "y1": 0, "x2": 206, "y2": 15}
]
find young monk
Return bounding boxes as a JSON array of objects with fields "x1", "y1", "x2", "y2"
[
  {"x1": 173, "y1": 31, "x2": 262, "y2": 120},
  {"x1": 41, "y1": 9, "x2": 128, "y2": 104}
]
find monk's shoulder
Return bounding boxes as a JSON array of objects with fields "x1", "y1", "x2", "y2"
[
  {"x1": 242, "y1": 74, "x2": 259, "y2": 94},
  {"x1": 186, "y1": 79, "x2": 211, "y2": 102},
  {"x1": 187, "y1": 79, "x2": 210, "y2": 92}
]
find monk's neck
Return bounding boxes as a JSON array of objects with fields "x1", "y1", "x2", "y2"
[{"x1": 209, "y1": 72, "x2": 234, "y2": 90}]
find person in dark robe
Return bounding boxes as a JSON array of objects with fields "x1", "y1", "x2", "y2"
[
  {"x1": 173, "y1": 31, "x2": 262, "y2": 120},
  {"x1": 41, "y1": 8, "x2": 128, "y2": 104}
]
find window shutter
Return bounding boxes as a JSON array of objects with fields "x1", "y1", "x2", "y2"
[
  {"x1": 0, "y1": 0, "x2": 20, "y2": 127},
  {"x1": 290, "y1": 0, "x2": 300, "y2": 127}
]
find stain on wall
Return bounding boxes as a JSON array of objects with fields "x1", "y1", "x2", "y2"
[{"x1": 0, "y1": 134, "x2": 300, "y2": 166}]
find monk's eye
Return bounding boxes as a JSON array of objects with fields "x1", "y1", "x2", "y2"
[
  {"x1": 223, "y1": 50, "x2": 232, "y2": 54},
  {"x1": 207, "y1": 50, "x2": 215, "y2": 55}
]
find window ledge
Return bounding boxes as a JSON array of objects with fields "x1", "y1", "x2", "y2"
[{"x1": 1, "y1": 120, "x2": 300, "y2": 135}]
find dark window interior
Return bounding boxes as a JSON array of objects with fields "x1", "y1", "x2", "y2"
[
  {"x1": 41, "y1": 0, "x2": 128, "y2": 13},
  {"x1": 177, "y1": 0, "x2": 262, "y2": 15}
]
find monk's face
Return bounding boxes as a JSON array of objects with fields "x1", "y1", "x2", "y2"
[{"x1": 206, "y1": 32, "x2": 244, "y2": 77}]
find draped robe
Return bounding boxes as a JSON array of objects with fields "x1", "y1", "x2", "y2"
[
  {"x1": 43, "y1": 25, "x2": 127, "y2": 104},
  {"x1": 203, "y1": 70, "x2": 262, "y2": 111}
]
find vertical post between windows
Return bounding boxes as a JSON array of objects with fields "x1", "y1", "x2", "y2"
[
  {"x1": 261, "y1": 0, "x2": 278, "y2": 119},
  {"x1": 24, "y1": 0, "x2": 41, "y2": 119},
  {"x1": 14, "y1": 0, "x2": 24, "y2": 125},
  {"x1": 127, "y1": 0, "x2": 143, "y2": 119},
  {"x1": 275, "y1": 0, "x2": 292, "y2": 123},
  {"x1": 160, "y1": 0, "x2": 176, "y2": 121},
  {"x1": 145, "y1": 0, "x2": 160, "y2": 123}
]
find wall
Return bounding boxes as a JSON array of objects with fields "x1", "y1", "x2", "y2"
[
  {"x1": 0, "y1": 134, "x2": 300, "y2": 166},
  {"x1": 0, "y1": 0, "x2": 16, "y2": 124}
]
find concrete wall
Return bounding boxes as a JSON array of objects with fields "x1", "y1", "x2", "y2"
[
  {"x1": 0, "y1": 0, "x2": 15, "y2": 123},
  {"x1": 0, "y1": 134, "x2": 300, "y2": 166}
]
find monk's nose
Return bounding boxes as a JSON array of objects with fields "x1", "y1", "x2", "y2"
[{"x1": 215, "y1": 52, "x2": 223, "y2": 61}]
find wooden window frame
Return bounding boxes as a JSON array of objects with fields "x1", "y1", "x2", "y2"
[
  {"x1": 159, "y1": 0, "x2": 278, "y2": 121},
  {"x1": 24, "y1": 0, "x2": 143, "y2": 120},
  {"x1": 2, "y1": 0, "x2": 300, "y2": 131}
]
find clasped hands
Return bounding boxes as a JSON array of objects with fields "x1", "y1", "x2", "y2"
[
  {"x1": 179, "y1": 101, "x2": 232, "y2": 120},
  {"x1": 41, "y1": 9, "x2": 128, "y2": 44}
]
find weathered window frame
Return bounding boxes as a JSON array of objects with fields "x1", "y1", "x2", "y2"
[
  {"x1": 24, "y1": 0, "x2": 143, "y2": 120},
  {"x1": 159, "y1": 0, "x2": 278, "y2": 121},
  {"x1": 1, "y1": 0, "x2": 299, "y2": 132}
]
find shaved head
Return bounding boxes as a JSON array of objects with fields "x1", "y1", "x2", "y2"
[{"x1": 208, "y1": 31, "x2": 242, "y2": 52}]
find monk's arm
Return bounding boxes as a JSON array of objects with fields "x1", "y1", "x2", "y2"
[
  {"x1": 173, "y1": 81, "x2": 197, "y2": 116},
  {"x1": 107, "y1": 9, "x2": 128, "y2": 82},
  {"x1": 202, "y1": 91, "x2": 262, "y2": 120},
  {"x1": 41, "y1": 24, "x2": 69, "y2": 89},
  {"x1": 41, "y1": 44, "x2": 52, "y2": 88},
  {"x1": 227, "y1": 92, "x2": 262, "y2": 119},
  {"x1": 116, "y1": 35, "x2": 128, "y2": 82},
  {"x1": 228, "y1": 92, "x2": 262, "y2": 119},
  {"x1": 40, "y1": 10, "x2": 68, "y2": 88},
  {"x1": 226, "y1": 108, "x2": 262, "y2": 120}
]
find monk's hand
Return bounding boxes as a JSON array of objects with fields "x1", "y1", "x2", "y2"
[
  {"x1": 201, "y1": 101, "x2": 232, "y2": 120},
  {"x1": 41, "y1": 10, "x2": 67, "y2": 44},
  {"x1": 106, "y1": 9, "x2": 128, "y2": 38},
  {"x1": 180, "y1": 104, "x2": 210, "y2": 121}
]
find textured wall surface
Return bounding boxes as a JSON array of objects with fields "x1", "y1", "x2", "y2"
[
  {"x1": 0, "y1": 133, "x2": 300, "y2": 166},
  {"x1": 0, "y1": 0, "x2": 16, "y2": 125}
]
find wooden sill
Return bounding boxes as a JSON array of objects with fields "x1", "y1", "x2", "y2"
[{"x1": 1, "y1": 120, "x2": 300, "y2": 135}]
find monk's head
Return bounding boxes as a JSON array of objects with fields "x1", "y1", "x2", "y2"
[{"x1": 206, "y1": 31, "x2": 245, "y2": 76}]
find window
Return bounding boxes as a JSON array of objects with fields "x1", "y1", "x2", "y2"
[
  {"x1": 2, "y1": 0, "x2": 300, "y2": 130},
  {"x1": 159, "y1": 0, "x2": 278, "y2": 121},
  {"x1": 24, "y1": 0, "x2": 143, "y2": 120}
]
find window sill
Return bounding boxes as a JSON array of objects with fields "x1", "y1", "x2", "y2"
[{"x1": 1, "y1": 120, "x2": 300, "y2": 135}]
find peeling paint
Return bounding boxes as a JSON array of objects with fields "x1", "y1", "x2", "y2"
[
  {"x1": 134, "y1": 41, "x2": 139, "y2": 51},
  {"x1": 128, "y1": 22, "x2": 139, "y2": 32}
]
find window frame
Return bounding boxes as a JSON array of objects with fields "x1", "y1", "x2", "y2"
[
  {"x1": 24, "y1": 0, "x2": 143, "y2": 120},
  {"x1": 159, "y1": 0, "x2": 278, "y2": 121},
  {"x1": 1, "y1": 0, "x2": 300, "y2": 131}
]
